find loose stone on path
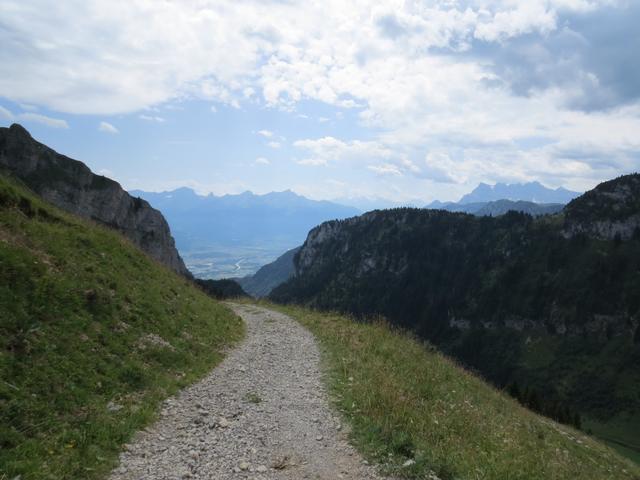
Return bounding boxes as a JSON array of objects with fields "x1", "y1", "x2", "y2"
[{"x1": 108, "y1": 303, "x2": 390, "y2": 479}]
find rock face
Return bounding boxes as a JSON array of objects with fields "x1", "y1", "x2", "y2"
[
  {"x1": 0, "y1": 123, "x2": 189, "y2": 276},
  {"x1": 563, "y1": 173, "x2": 640, "y2": 240}
]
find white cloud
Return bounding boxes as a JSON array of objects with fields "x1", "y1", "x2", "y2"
[
  {"x1": 473, "y1": 3, "x2": 557, "y2": 42},
  {"x1": 19, "y1": 112, "x2": 68, "y2": 129},
  {"x1": 293, "y1": 136, "x2": 398, "y2": 166},
  {"x1": 139, "y1": 114, "x2": 165, "y2": 122},
  {"x1": 367, "y1": 164, "x2": 402, "y2": 176},
  {"x1": 98, "y1": 168, "x2": 114, "y2": 177},
  {"x1": 0, "y1": 0, "x2": 604, "y2": 116},
  {"x1": 98, "y1": 121, "x2": 118, "y2": 134},
  {"x1": 258, "y1": 129, "x2": 273, "y2": 138},
  {"x1": 0, "y1": 105, "x2": 13, "y2": 120},
  {"x1": 297, "y1": 158, "x2": 328, "y2": 167},
  {"x1": 267, "y1": 141, "x2": 281, "y2": 149},
  {"x1": 0, "y1": 0, "x2": 636, "y2": 191},
  {"x1": 255, "y1": 157, "x2": 270, "y2": 165},
  {"x1": 19, "y1": 103, "x2": 37, "y2": 111},
  {"x1": 210, "y1": 105, "x2": 217, "y2": 113}
]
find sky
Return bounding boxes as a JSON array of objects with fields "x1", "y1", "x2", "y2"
[{"x1": 1, "y1": 0, "x2": 639, "y2": 204}]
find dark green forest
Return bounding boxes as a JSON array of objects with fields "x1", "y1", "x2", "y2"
[{"x1": 272, "y1": 175, "x2": 640, "y2": 433}]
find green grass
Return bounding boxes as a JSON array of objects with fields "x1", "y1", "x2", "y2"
[
  {"x1": 265, "y1": 302, "x2": 640, "y2": 480},
  {"x1": 586, "y1": 414, "x2": 640, "y2": 465},
  {"x1": 0, "y1": 174, "x2": 244, "y2": 479},
  {"x1": 244, "y1": 392, "x2": 263, "y2": 404}
]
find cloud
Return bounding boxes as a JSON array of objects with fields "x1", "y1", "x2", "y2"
[
  {"x1": 139, "y1": 114, "x2": 165, "y2": 122},
  {"x1": 267, "y1": 141, "x2": 281, "y2": 149},
  {"x1": 19, "y1": 103, "x2": 38, "y2": 111},
  {"x1": 0, "y1": 0, "x2": 620, "y2": 115},
  {"x1": 98, "y1": 121, "x2": 118, "y2": 134},
  {"x1": 0, "y1": 0, "x2": 637, "y2": 191},
  {"x1": 19, "y1": 112, "x2": 68, "y2": 129},
  {"x1": 255, "y1": 157, "x2": 270, "y2": 165},
  {"x1": 293, "y1": 136, "x2": 396, "y2": 165},
  {"x1": 0, "y1": 105, "x2": 69, "y2": 129},
  {"x1": 297, "y1": 158, "x2": 328, "y2": 167},
  {"x1": 466, "y1": 4, "x2": 640, "y2": 112},
  {"x1": 0, "y1": 105, "x2": 13, "y2": 120},
  {"x1": 367, "y1": 164, "x2": 402, "y2": 176},
  {"x1": 258, "y1": 129, "x2": 273, "y2": 137}
]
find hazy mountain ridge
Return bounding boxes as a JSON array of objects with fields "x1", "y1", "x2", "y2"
[
  {"x1": 429, "y1": 199, "x2": 565, "y2": 217},
  {"x1": 271, "y1": 174, "x2": 640, "y2": 452},
  {"x1": 237, "y1": 246, "x2": 299, "y2": 297},
  {"x1": 458, "y1": 181, "x2": 581, "y2": 204},
  {"x1": 0, "y1": 124, "x2": 189, "y2": 275},
  {"x1": 475, "y1": 199, "x2": 565, "y2": 217},
  {"x1": 132, "y1": 187, "x2": 359, "y2": 279},
  {"x1": 425, "y1": 180, "x2": 580, "y2": 217},
  {"x1": 131, "y1": 187, "x2": 360, "y2": 250}
]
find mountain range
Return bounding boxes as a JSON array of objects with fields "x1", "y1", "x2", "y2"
[
  {"x1": 2, "y1": 123, "x2": 639, "y2": 472},
  {"x1": 238, "y1": 183, "x2": 579, "y2": 296},
  {"x1": 271, "y1": 174, "x2": 640, "y2": 457},
  {"x1": 131, "y1": 187, "x2": 359, "y2": 278},
  {"x1": 459, "y1": 181, "x2": 580, "y2": 204},
  {"x1": 2, "y1": 145, "x2": 636, "y2": 478},
  {"x1": 428, "y1": 199, "x2": 565, "y2": 216},
  {"x1": 426, "y1": 181, "x2": 581, "y2": 216}
]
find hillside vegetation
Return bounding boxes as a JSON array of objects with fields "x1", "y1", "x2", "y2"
[
  {"x1": 271, "y1": 174, "x2": 640, "y2": 459},
  {"x1": 0, "y1": 174, "x2": 244, "y2": 479},
  {"x1": 237, "y1": 246, "x2": 299, "y2": 297},
  {"x1": 268, "y1": 302, "x2": 640, "y2": 480}
]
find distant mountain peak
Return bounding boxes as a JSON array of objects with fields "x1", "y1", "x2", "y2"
[{"x1": 459, "y1": 181, "x2": 581, "y2": 204}]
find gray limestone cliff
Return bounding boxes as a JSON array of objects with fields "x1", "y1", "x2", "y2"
[
  {"x1": 0, "y1": 123, "x2": 189, "y2": 276},
  {"x1": 563, "y1": 173, "x2": 640, "y2": 240}
]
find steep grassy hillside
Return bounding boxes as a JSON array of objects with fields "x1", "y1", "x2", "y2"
[
  {"x1": 0, "y1": 174, "x2": 244, "y2": 479},
  {"x1": 269, "y1": 303, "x2": 640, "y2": 480}
]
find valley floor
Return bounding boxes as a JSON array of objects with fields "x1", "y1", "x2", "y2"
[{"x1": 108, "y1": 304, "x2": 387, "y2": 480}]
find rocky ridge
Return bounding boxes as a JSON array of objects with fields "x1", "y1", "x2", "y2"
[
  {"x1": 563, "y1": 173, "x2": 640, "y2": 240},
  {"x1": 0, "y1": 124, "x2": 189, "y2": 275}
]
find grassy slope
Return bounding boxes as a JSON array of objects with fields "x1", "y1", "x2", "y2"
[
  {"x1": 585, "y1": 414, "x2": 640, "y2": 465},
  {"x1": 267, "y1": 302, "x2": 640, "y2": 480},
  {"x1": 0, "y1": 174, "x2": 244, "y2": 479}
]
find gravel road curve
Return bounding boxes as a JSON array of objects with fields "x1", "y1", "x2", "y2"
[{"x1": 109, "y1": 303, "x2": 390, "y2": 480}]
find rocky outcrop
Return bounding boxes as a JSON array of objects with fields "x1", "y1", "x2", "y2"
[
  {"x1": 272, "y1": 176, "x2": 640, "y2": 341},
  {"x1": 563, "y1": 173, "x2": 640, "y2": 240},
  {"x1": 0, "y1": 123, "x2": 189, "y2": 276}
]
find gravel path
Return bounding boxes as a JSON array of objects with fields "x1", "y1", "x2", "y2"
[{"x1": 109, "y1": 303, "x2": 389, "y2": 480}]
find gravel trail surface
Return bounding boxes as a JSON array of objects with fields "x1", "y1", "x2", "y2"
[{"x1": 109, "y1": 303, "x2": 389, "y2": 480}]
